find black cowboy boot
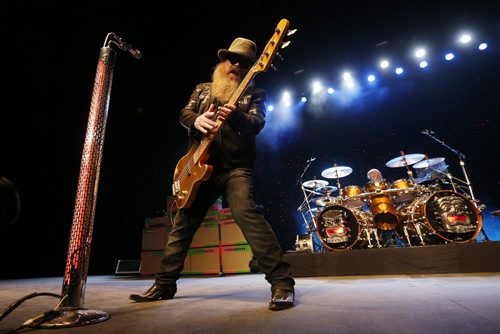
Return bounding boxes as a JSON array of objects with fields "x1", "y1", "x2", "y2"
[
  {"x1": 269, "y1": 288, "x2": 295, "y2": 310},
  {"x1": 129, "y1": 284, "x2": 177, "y2": 302}
]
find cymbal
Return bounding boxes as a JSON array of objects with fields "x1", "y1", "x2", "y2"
[
  {"x1": 302, "y1": 179, "x2": 329, "y2": 189},
  {"x1": 386, "y1": 153, "x2": 425, "y2": 168},
  {"x1": 315, "y1": 185, "x2": 338, "y2": 193},
  {"x1": 313, "y1": 196, "x2": 337, "y2": 207},
  {"x1": 321, "y1": 166, "x2": 353, "y2": 179},
  {"x1": 413, "y1": 157, "x2": 445, "y2": 169}
]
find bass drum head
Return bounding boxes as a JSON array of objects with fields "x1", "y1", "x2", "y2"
[
  {"x1": 422, "y1": 190, "x2": 482, "y2": 243},
  {"x1": 314, "y1": 205, "x2": 362, "y2": 251}
]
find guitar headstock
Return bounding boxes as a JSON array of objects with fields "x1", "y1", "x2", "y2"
[{"x1": 251, "y1": 18, "x2": 293, "y2": 74}]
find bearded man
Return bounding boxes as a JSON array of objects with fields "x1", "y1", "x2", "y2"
[{"x1": 129, "y1": 37, "x2": 295, "y2": 310}]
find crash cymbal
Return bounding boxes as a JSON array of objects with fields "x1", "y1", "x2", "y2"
[
  {"x1": 302, "y1": 179, "x2": 329, "y2": 189},
  {"x1": 386, "y1": 153, "x2": 425, "y2": 168},
  {"x1": 315, "y1": 185, "x2": 338, "y2": 193},
  {"x1": 321, "y1": 166, "x2": 353, "y2": 179},
  {"x1": 413, "y1": 157, "x2": 445, "y2": 169}
]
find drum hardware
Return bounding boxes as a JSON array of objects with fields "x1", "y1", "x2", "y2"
[
  {"x1": 400, "y1": 221, "x2": 427, "y2": 246},
  {"x1": 379, "y1": 230, "x2": 407, "y2": 247},
  {"x1": 360, "y1": 226, "x2": 381, "y2": 248},
  {"x1": 421, "y1": 130, "x2": 489, "y2": 241}
]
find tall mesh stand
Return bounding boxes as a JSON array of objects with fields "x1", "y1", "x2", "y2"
[{"x1": 38, "y1": 33, "x2": 141, "y2": 328}]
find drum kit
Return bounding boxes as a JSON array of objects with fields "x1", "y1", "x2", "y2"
[{"x1": 296, "y1": 152, "x2": 484, "y2": 252}]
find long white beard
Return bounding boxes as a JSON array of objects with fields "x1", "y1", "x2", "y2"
[{"x1": 211, "y1": 64, "x2": 240, "y2": 103}]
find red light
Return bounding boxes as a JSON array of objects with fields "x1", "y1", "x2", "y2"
[{"x1": 447, "y1": 215, "x2": 467, "y2": 224}]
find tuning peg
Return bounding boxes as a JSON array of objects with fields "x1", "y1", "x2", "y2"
[
  {"x1": 287, "y1": 29, "x2": 297, "y2": 36},
  {"x1": 275, "y1": 52, "x2": 284, "y2": 61},
  {"x1": 270, "y1": 63, "x2": 278, "y2": 72},
  {"x1": 281, "y1": 40, "x2": 291, "y2": 49}
]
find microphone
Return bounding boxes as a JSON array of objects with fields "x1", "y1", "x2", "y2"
[
  {"x1": 120, "y1": 41, "x2": 142, "y2": 59},
  {"x1": 307, "y1": 157, "x2": 317, "y2": 163},
  {"x1": 421, "y1": 129, "x2": 434, "y2": 135}
]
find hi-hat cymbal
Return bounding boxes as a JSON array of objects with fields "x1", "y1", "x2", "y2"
[
  {"x1": 302, "y1": 179, "x2": 329, "y2": 189},
  {"x1": 413, "y1": 157, "x2": 445, "y2": 169},
  {"x1": 313, "y1": 196, "x2": 337, "y2": 207},
  {"x1": 386, "y1": 153, "x2": 425, "y2": 168},
  {"x1": 321, "y1": 166, "x2": 353, "y2": 179},
  {"x1": 315, "y1": 185, "x2": 338, "y2": 194}
]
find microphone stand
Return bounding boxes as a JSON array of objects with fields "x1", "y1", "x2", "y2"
[
  {"x1": 421, "y1": 130, "x2": 489, "y2": 241},
  {"x1": 297, "y1": 159, "x2": 317, "y2": 234},
  {"x1": 35, "y1": 33, "x2": 142, "y2": 329}
]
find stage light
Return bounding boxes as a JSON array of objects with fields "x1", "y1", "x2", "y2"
[
  {"x1": 419, "y1": 60, "x2": 428, "y2": 68},
  {"x1": 395, "y1": 67, "x2": 404, "y2": 75},
  {"x1": 445, "y1": 52, "x2": 455, "y2": 61},
  {"x1": 459, "y1": 33, "x2": 472, "y2": 44},
  {"x1": 379, "y1": 59, "x2": 389, "y2": 69},
  {"x1": 281, "y1": 91, "x2": 292, "y2": 107},
  {"x1": 342, "y1": 72, "x2": 352, "y2": 80},
  {"x1": 327, "y1": 88, "x2": 335, "y2": 94},
  {"x1": 415, "y1": 48, "x2": 426, "y2": 58},
  {"x1": 478, "y1": 43, "x2": 488, "y2": 51},
  {"x1": 301, "y1": 96, "x2": 307, "y2": 102},
  {"x1": 267, "y1": 105, "x2": 274, "y2": 111},
  {"x1": 367, "y1": 74, "x2": 376, "y2": 82},
  {"x1": 312, "y1": 81, "x2": 323, "y2": 94}
]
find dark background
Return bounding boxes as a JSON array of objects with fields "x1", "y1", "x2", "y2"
[{"x1": 1, "y1": 1, "x2": 499, "y2": 279}]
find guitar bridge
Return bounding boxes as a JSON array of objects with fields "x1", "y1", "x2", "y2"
[{"x1": 172, "y1": 180, "x2": 180, "y2": 196}]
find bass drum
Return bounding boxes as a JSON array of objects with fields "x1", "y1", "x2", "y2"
[
  {"x1": 398, "y1": 190, "x2": 482, "y2": 245},
  {"x1": 314, "y1": 205, "x2": 375, "y2": 251}
]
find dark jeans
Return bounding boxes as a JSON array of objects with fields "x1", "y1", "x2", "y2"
[{"x1": 156, "y1": 167, "x2": 295, "y2": 292}]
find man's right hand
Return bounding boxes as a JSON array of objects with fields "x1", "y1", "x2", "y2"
[{"x1": 194, "y1": 104, "x2": 217, "y2": 134}]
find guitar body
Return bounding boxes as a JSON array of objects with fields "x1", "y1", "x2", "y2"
[{"x1": 173, "y1": 144, "x2": 213, "y2": 209}]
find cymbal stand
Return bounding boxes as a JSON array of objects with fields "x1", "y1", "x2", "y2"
[
  {"x1": 333, "y1": 163, "x2": 343, "y2": 197},
  {"x1": 421, "y1": 130, "x2": 489, "y2": 241},
  {"x1": 399, "y1": 151, "x2": 416, "y2": 184}
]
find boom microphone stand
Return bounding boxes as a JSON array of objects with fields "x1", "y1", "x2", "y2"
[
  {"x1": 421, "y1": 129, "x2": 490, "y2": 241},
  {"x1": 297, "y1": 157, "x2": 318, "y2": 233}
]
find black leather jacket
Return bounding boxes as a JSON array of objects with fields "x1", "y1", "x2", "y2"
[{"x1": 179, "y1": 82, "x2": 267, "y2": 170}]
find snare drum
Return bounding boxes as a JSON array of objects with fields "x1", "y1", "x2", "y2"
[
  {"x1": 390, "y1": 178, "x2": 415, "y2": 203},
  {"x1": 342, "y1": 185, "x2": 365, "y2": 208}
]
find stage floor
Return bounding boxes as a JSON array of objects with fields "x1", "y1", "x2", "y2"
[{"x1": 1, "y1": 273, "x2": 500, "y2": 333}]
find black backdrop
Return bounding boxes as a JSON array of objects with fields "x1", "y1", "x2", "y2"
[{"x1": 1, "y1": 1, "x2": 499, "y2": 279}]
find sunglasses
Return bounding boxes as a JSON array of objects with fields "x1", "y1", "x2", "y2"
[{"x1": 226, "y1": 55, "x2": 253, "y2": 68}]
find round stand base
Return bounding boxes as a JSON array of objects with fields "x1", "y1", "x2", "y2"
[{"x1": 38, "y1": 308, "x2": 110, "y2": 328}]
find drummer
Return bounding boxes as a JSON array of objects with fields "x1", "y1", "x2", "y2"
[
  {"x1": 365, "y1": 168, "x2": 390, "y2": 193},
  {"x1": 367, "y1": 168, "x2": 383, "y2": 182}
]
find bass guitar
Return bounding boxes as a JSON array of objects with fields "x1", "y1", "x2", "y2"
[{"x1": 172, "y1": 18, "x2": 292, "y2": 209}]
